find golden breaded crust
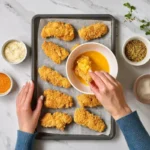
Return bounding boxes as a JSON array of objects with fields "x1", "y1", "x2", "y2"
[
  {"x1": 78, "y1": 23, "x2": 108, "y2": 41},
  {"x1": 77, "y1": 94, "x2": 101, "y2": 107},
  {"x1": 38, "y1": 66, "x2": 71, "y2": 88},
  {"x1": 41, "y1": 21, "x2": 75, "y2": 41},
  {"x1": 41, "y1": 112, "x2": 72, "y2": 131},
  {"x1": 42, "y1": 41, "x2": 69, "y2": 64},
  {"x1": 71, "y1": 43, "x2": 80, "y2": 51},
  {"x1": 74, "y1": 55, "x2": 92, "y2": 83},
  {"x1": 44, "y1": 89, "x2": 73, "y2": 109},
  {"x1": 74, "y1": 108, "x2": 106, "y2": 132}
]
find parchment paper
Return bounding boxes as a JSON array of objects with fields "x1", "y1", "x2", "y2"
[{"x1": 37, "y1": 18, "x2": 112, "y2": 136}]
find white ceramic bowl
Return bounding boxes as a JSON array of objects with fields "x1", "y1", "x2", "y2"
[
  {"x1": 66, "y1": 42, "x2": 118, "y2": 94},
  {"x1": 122, "y1": 36, "x2": 150, "y2": 66},
  {"x1": 1, "y1": 39, "x2": 27, "y2": 64},
  {"x1": 133, "y1": 74, "x2": 150, "y2": 104},
  {"x1": 0, "y1": 72, "x2": 13, "y2": 97}
]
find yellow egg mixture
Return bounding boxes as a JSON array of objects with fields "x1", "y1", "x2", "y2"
[{"x1": 74, "y1": 51, "x2": 109, "y2": 85}]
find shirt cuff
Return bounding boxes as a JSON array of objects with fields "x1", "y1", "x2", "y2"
[
  {"x1": 15, "y1": 130, "x2": 36, "y2": 150},
  {"x1": 116, "y1": 111, "x2": 138, "y2": 127}
]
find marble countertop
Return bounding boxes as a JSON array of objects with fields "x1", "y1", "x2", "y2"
[{"x1": 0, "y1": 0, "x2": 150, "y2": 150}]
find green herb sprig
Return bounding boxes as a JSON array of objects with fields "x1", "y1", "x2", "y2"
[
  {"x1": 124, "y1": 2, "x2": 136, "y2": 21},
  {"x1": 139, "y1": 20, "x2": 150, "y2": 35},
  {"x1": 123, "y1": 2, "x2": 150, "y2": 35}
]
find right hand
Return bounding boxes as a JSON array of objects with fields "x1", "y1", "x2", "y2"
[{"x1": 89, "y1": 71, "x2": 131, "y2": 120}]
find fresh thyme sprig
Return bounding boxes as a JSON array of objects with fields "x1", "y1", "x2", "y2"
[
  {"x1": 139, "y1": 20, "x2": 150, "y2": 35},
  {"x1": 124, "y1": 2, "x2": 136, "y2": 21},
  {"x1": 123, "y1": 2, "x2": 150, "y2": 35}
]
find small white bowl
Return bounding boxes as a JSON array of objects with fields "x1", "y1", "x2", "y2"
[
  {"x1": 122, "y1": 36, "x2": 150, "y2": 66},
  {"x1": 133, "y1": 74, "x2": 150, "y2": 104},
  {"x1": 1, "y1": 39, "x2": 27, "y2": 64},
  {"x1": 0, "y1": 72, "x2": 13, "y2": 97},
  {"x1": 66, "y1": 42, "x2": 118, "y2": 94}
]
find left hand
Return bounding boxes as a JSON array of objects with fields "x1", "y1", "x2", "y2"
[{"x1": 16, "y1": 81, "x2": 43, "y2": 133}]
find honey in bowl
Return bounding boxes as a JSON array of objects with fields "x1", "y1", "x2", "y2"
[
  {"x1": 74, "y1": 51, "x2": 109, "y2": 85},
  {"x1": 0, "y1": 73, "x2": 11, "y2": 94}
]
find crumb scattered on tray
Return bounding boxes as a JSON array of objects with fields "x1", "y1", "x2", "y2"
[
  {"x1": 42, "y1": 41, "x2": 69, "y2": 64},
  {"x1": 44, "y1": 89, "x2": 73, "y2": 109},
  {"x1": 71, "y1": 43, "x2": 80, "y2": 51},
  {"x1": 74, "y1": 108, "x2": 106, "y2": 132},
  {"x1": 38, "y1": 66, "x2": 71, "y2": 88},
  {"x1": 77, "y1": 94, "x2": 101, "y2": 107},
  {"x1": 41, "y1": 112, "x2": 72, "y2": 131},
  {"x1": 41, "y1": 21, "x2": 75, "y2": 41},
  {"x1": 78, "y1": 23, "x2": 108, "y2": 41}
]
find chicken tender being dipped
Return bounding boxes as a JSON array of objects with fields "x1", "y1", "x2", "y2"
[
  {"x1": 77, "y1": 94, "x2": 101, "y2": 107},
  {"x1": 42, "y1": 41, "x2": 69, "y2": 64},
  {"x1": 74, "y1": 55, "x2": 92, "y2": 84},
  {"x1": 78, "y1": 23, "x2": 108, "y2": 41},
  {"x1": 41, "y1": 21, "x2": 75, "y2": 41},
  {"x1": 44, "y1": 89, "x2": 73, "y2": 109},
  {"x1": 41, "y1": 112, "x2": 72, "y2": 131},
  {"x1": 38, "y1": 66, "x2": 71, "y2": 88},
  {"x1": 74, "y1": 108, "x2": 106, "y2": 132}
]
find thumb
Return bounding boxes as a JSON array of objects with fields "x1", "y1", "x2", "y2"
[
  {"x1": 90, "y1": 81, "x2": 99, "y2": 94},
  {"x1": 33, "y1": 95, "x2": 43, "y2": 119},
  {"x1": 90, "y1": 82, "x2": 101, "y2": 103}
]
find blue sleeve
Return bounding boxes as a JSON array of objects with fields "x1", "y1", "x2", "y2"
[
  {"x1": 15, "y1": 130, "x2": 36, "y2": 150},
  {"x1": 117, "y1": 111, "x2": 150, "y2": 150}
]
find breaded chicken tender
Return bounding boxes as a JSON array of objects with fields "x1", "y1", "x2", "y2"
[
  {"x1": 42, "y1": 41, "x2": 69, "y2": 64},
  {"x1": 38, "y1": 66, "x2": 71, "y2": 88},
  {"x1": 41, "y1": 21, "x2": 75, "y2": 41},
  {"x1": 77, "y1": 94, "x2": 101, "y2": 107},
  {"x1": 71, "y1": 43, "x2": 80, "y2": 51},
  {"x1": 41, "y1": 112, "x2": 72, "y2": 131},
  {"x1": 74, "y1": 108, "x2": 106, "y2": 132},
  {"x1": 78, "y1": 23, "x2": 108, "y2": 41},
  {"x1": 44, "y1": 89, "x2": 73, "y2": 109},
  {"x1": 74, "y1": 55, "x2": 92, "y2": 83}
]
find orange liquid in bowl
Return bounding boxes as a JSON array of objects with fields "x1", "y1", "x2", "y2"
[
  {"x1": 76, "y1": 51, "x2": 109, "y2": 85},
  {"x1": 0, "y1": 73, "x2": 11, "y2": 94}
]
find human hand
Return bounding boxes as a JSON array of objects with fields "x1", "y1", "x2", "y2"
[
  {"x1": 90, "y1": 71, "x2": 131, "y2": 120},
  {"x1": 16, "y1": 81, "x2": 43, "y2": 133}
]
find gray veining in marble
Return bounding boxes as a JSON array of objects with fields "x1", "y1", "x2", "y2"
[{"x1": 0, "y1": 0, "x2": 150, "y2": 150}]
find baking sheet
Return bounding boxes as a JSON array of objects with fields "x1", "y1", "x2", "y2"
[{"x1": 36, "y1": 18, "x2": 112, "y2": 136}]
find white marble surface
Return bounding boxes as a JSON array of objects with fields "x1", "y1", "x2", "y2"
[{"x1": 0, "y1": 0, "x2": 150, "y2": 149}]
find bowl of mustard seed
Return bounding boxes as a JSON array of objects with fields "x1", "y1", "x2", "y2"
[{"x1": 122, "y1": 36, "x2": 150, "y2": 66}]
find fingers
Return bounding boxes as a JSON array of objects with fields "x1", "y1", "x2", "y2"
[
  {"x1": 24, "y1": 81, "x2": 34, "y2": 106},
  {"x1": 16, "y1": 82, "x2": 30, "y2": 106},
  {"x1": 21, "y1": 82, "x2": 30, "y2": 104},
  {"x1": 89, "y1": 72, "x2": 106, "y2": 89},
  {"x1": 33, "y1": 96, "x2": 43, "y2": 119},
  {"x1": 95, "y1": 71, "x2": 117, "y2": 86},
  {"x1": 16, "y1": 84, "x2": 26, "y2": 105}
]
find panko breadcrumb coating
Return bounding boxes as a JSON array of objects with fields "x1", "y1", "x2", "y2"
[
  {"x1": 74, "y1": 108, "x2": 106, "y2": 132},
  {"x1": 42, "y1": 41, "x2": 69, "y2": 64},
  {"x1": 78, "y1": 23, "x2": 108, "y2": 41},
  {"x1": 38, "y1": 66, "x2": 71, "y2": 88},
  {"x1": 41, "y1": 21, "x2": 75, "y2": 41},
  {"x1": 44, "y1": 89, "x2": 73, "y2": 109},
  {"x1": 77, "y1": 94, "x2": 101, "y2": 107},
  {"x1": 74, "y1": 55, "x2": 92, "y2": 83},
  {"x1": 71, "y1": 43, "x2": 80, "y2": 51},
  {"x1": 41, "y1": 112, "x2": 72, "y2": 131}
]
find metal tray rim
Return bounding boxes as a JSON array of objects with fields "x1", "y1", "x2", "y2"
[{"x1": 31, "y1": 14, "x2": 116, "y2": 140}]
